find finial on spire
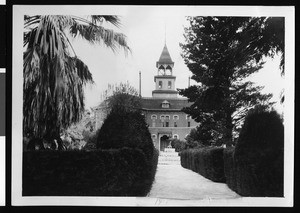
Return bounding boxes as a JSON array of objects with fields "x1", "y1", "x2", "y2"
[{"x1": 164, "y1": 22, "x2": 166, "y2": 45}]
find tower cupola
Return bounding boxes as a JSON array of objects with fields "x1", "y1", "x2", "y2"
[
  {"x1": 156, "y1": 44, "x2": 174, "y2": 76},
  {"x1": 152, "y1": 44, "x2": 178, "y2": 98}
]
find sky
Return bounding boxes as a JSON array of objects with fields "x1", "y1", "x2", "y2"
[{"x1": 69, "y1": 7, "x2": 284, "y2": 113}]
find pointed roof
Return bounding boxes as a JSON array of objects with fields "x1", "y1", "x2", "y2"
[{"x1": 157, "y1": 44, "x2": 174, "y2": 65}]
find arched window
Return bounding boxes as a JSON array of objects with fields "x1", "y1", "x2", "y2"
[
  {"x1": 151, "y1": 114, "x2": 157, "y2": 120},
  {"x1": 186, "y1": 115, "x2": 191, "y2": 120},
  {"x1": 152, "y1": 134, "x2": 157, "y2": 139},
  {"x1": 173, "y1": 115, "x2": 179, "y2": 120},
  {"x1": 158, "y1": 81, "x2": 163, "y2": 89},
  {"x1": 168, "y1": 81, "x2": 172, "y2": 89},
  {"x1": 165, "y1": 115, "x2": 170, "y2": 120},
  {"x1": 160, "y1": 115, "x2": 165, "y2": 120},
  {"x1": 161, "y1": 100, "x2": 170, "y2": 108},
  {"x1": 173, "y1": 134, "x2": 179, "y2": 140}
]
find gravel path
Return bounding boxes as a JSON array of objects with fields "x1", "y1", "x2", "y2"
[{"x1": 147, "y1": 164, "x2": 240, "y2": 200}]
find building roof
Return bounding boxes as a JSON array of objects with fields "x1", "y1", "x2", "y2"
[
  {"x1": 141, "y1": 98, "x2": 192, "y2": 111},
  {"x1": 157, "y1": 44, "x2": 174, "y2": 65}
]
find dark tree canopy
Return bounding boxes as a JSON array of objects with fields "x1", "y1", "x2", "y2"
[{"x1": 179, "y1": 17, "x2": 283, "y2": 145}]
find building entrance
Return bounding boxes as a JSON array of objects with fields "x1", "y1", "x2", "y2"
[{"x1": 160, "y1": 135, "x2": 170, "y2": 151}]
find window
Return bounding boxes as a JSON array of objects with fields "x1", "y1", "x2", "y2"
[
  {"x1": 188, "y1": 121, "x2": 191, "y2": 127},
  {"x1": 160, "y1": 115, "x2": 165, "y2": 120},
  {"x1": 165, "y1": 122, "x2": 169, "y2": 127},
  {"x1": 174, "y1": 122, "x2": 177, "y2": 127},
  {"x1": 159, "y1": 81, "x2": 162, "y2": 89},
  {"x1": 162, "y1": 100, "x2": 170, "y2": 108},
  {"x1": 152, "y1": 134, "x2": 157, "y2": 139},
  {"x1": 173, "y1": 134, "x2": 179, "y2": 140},
  {"x1": 173, "y1": 115, "x2": 179, "y2": 120},
  {"x1": 165, "y1": 115, "x2": 170, "y2": 120},
  {"x1": 151, "y1": 114, "x2": 157, "y2": 120},
  {"x1": 168, "y1": 81, "x2": 172, "y2": 89},
  {"x1": 152, "y1": 120, "x2": 156, "y2": 127},
  {"x1": 186, "y1": 115, "x2": 191, "y2": 120}
]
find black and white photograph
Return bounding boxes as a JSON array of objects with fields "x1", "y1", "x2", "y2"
[{"x1": 11, "y1": 5, "x2": 294, "y2": 206}]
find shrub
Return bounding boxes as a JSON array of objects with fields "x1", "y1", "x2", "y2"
[
  {"x1": 97, "y1": 109, "x2": 154, "y2": 161},
  {"x1": 82, "y1": 129, "x2": 99, "y2": 151},
  {"x1": 170, "y1": 139, "x2": 186, "y2": 152},
  {"x1": 181, "y1": 147, "x2": 225, "y2": 182},
  {"x1": 223, "y1": 147, "x2": 237, "y2": 192},
  {"x1": 23, "y1": 147, "x2": 157, "y2": 196},
  {"x1": 233, "y1": 108, "x2": 284, "y2": 197}
]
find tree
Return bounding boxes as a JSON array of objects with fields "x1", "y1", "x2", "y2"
[
  {"x1": 23, "y1": 15, "x2": 130, "y2": 150},
  {"x1": 179, "y1": 17, "x2": 281, "y2": 145},
  {"x1": 101, "y1": 81, "x2": 141, "y2": 115}
]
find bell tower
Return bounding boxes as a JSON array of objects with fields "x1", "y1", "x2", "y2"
[{"x1": 152, "y1": 44, "x2": 178, "y2": 98}]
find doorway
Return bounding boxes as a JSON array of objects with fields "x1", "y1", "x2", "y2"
[{"x1": 160, "y1": 135, "x2": 170, "y2": 151}]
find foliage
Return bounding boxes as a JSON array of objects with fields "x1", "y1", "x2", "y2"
[
  {"x1": 181, "y1": 147, "x2": 225, "y2": 182},
  {"x1": 97, "y1": 109, "x2": 154, "y2": 161},
  {"x1": 179, "y1": 17, "x2": 281, "y2": 145},
  {"x1": 170, "y1": 139, "x2": 186, "y2": 152},
  {"x1": 224, "y1": 107, "x2": 284, "y2": 197},
  {"x1": 235, "y1": 105, "x2": 284, "y2": 155},
  {"x1": 223, "y1": 147, "x2": 237, "y2": 192},
  {"x1": 100, "y1": 81, "x2": 141, "y2": 115},
  {"x1": 23, "y1": 15, "x2": 130, "y2": 146},
  {"x1": 82, "y1": 129, "x2": 99, "y2": 151},
  {"x1": 23, "y1": 147, "x2": 157, "y2": 196}
]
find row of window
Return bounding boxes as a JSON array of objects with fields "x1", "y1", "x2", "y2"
[
  {"x1": 151, "y1": 114, "x2": 191, "y2": 120},
  {"x1": 151, "y1": 121, "x2": 190, "y2": 127},
  {"x1": 158, "y1": 81, "x2": 172, "y2": 89},
  {"x1": 152, "y1": 134, "x2": 180, "y2": 140}
]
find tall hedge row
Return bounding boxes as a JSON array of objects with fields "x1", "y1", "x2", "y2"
[
  {"x1": 23, "y1": 147, "x2": 158, "y2": 196},
  {"x1": 180, "y1": 147, "x2": 225, "y2": 182},
  {"x1": 223, "y1": 109, "x2": 284, "y2": 197},
  {"x1": 224, "y1": 146, "x2": 283, "y2": 197}
]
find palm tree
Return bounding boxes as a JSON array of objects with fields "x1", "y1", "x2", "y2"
[{"x1": 23, "y1": 15, "x2": 130, "y2": 150}]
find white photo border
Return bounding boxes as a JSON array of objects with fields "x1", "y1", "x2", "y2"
[{"x1": 12, "y1": 5, "x2": 295, "y2": 206}]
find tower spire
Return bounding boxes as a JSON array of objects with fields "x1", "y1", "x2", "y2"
[{"x1": 164, "y1": 22, "x2": 166, "y2": 45}]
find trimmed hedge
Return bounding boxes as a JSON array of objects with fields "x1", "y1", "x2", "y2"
[
  {"x1": 181, "y1": 147, "x2": 225, "y2": 182},
  {"x1": 23, "y1": 147, "x2": 158, "y2": 196},
  {"x1": 97, "y1": 110, "x2": 154, "y2": 161},
  {"x1": 224, "y1": 147, "x2": 283, "y2": 197},
  {"x1": 223, "y1": 108, "x2": 284, "y2": 197},
  {"x1": 223, "y1": 147, "x2": 237, "y2": 192}
]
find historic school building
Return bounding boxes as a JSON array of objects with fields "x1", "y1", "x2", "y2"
[{"x1": 140, "y1": 44, "x2": 198, "y2": 151}]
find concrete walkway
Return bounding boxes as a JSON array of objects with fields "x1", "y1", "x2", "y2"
[{"x1": 147, "y1": 164, "x2": 240, "y2": 200}]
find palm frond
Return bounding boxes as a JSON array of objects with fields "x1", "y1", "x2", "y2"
[
  {"x1": 23, "y1": 14, "x2": 130, "y2": 139},
  {"x1": 70, "y1": 22, "x2": 130, "y2": 54}
]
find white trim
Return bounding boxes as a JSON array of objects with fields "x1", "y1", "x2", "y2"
[{"x1": 151, "y1": 114, "x2": 157, "y2": 119}]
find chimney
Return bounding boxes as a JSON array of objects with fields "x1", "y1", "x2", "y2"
[{"x1": 139, "y1": 71, "x2": 141, "y2": 97}]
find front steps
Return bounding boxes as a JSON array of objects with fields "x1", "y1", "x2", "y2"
[{"x1": 158, "y1": 148, "x2": 180, "y2": 165}]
